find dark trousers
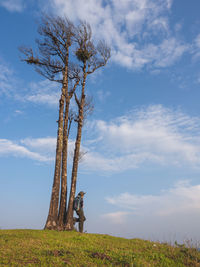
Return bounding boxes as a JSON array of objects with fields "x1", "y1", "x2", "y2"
[{"x1": 75, "y1": 209, "x2": 86, "y2": 233}]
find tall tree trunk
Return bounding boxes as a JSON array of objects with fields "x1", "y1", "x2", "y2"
[
  {"x1": 57, "y1": 96, "x2": 69, "y2": 229},
  {"x1": 65, "y1": 65, "x2": 87, "y2": 230},
  {"x1": 57, "y1": 45, "x2": 69, "y2": 230},
  {"x1": 44, "y1": 63, "x2": 69, "y2": 230},
  {"x1": 44, "y1": 92, "x2": 65, "y2": 230}
]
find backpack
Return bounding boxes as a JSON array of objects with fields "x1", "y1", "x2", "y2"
[{"x1": 73, "y1": 196, "x2": 81, "y2": 211}]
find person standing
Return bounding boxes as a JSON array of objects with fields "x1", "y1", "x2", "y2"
[{"x1": 73, "y1": 191, "x2": 86, "y2": 233}]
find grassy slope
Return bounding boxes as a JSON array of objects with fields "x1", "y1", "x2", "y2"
[{"x1": 0, "y1": 230, "x2": 200, "y2": 266}]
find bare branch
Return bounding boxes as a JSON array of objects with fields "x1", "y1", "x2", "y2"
[
  {"x1": 73, "y1": 21, "x2": 111, "y2": 76},
  {"x1": 69, "y1": 148, "x2": 87, "y2": 163},
  {"x1": 69, "y1": 79, "x2": 80, "y2": 99},
  {"x1": 67, "y1": 109, "x2": 75, "y2": 138},
  {"x1": 87, "y1": 41, "x2": 111, "y2": 74},
  {"x1": 83, "y1": 95, "x2": 94, "y2": 121},
  {"x1": 74, "y1": 92, "x2": 81, "y2": 109},
  {"x1": 19, "y1": 15, "x2": 76, "y2": 83},
  {"x1": 74, "y1": 22, "x2": 96, "y2": 64}
]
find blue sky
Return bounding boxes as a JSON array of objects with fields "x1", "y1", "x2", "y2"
[{"x1": 1, "y1": 0, "x2": 200, "y2": 243}]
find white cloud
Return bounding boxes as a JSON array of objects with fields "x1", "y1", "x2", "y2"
[
  {"x1": 102, "y1": 211, "x2": 131, "y2": 224},
  {"x1": 0, "y1": 62, "x2": 15, "y2": 96},
  {"x1": 0, "y1": 139, "x2": 52, "y2": 162},
  {"x1": 1, "y1": 104, "x2": 200, "y2": 172},
  {"x1": 195, "y1": 34, "x2": 200, "y2": 49},
  {"x1": 80, "y1": 105, "x2": 200, "y2": 172},
  {"x1": 1, "y1": 105, "x2": 200, "y2": 172},
  {"x1": 82, "y1": 151, "x2": 162, "y2": 172},
  {"x1": 147, "y1": 38, "x2": 188, "y2": 68},
  {"x1": 14, "y1": 110, "x2": 23, "y2": 115},
  {"x1": 48, "y1": 0, "x2": 189, "y2": 70},
  {"x1": 101, "y1": 181, "x2": 200, "y2": 241},
  {"x1": 0, "y1": 63, "x2": 61, "y2": 106},
  {"x1": 22, "y1": 80, "x2": 61, "y2": 106},
  {"x1": 106, "y1": 180, "x2": 200, "y2": 216},
  {"x1": 0, "y1": 0, "x2": 25, "y2": 12},
  {"x1": 97, "y1": 90, "x2": 110, "y2": 102},
  {"x1": 197, "y1": 74, "x2": 200, "y2": 84},
  {"x1": 0, "y1": 136, "x2": 87, "y2": 164},
  {"x1": 20, "y1": 137, "x2": 79, "y2": 157},
  {"x1": 20, "y1": 137, "x2": 56, "y2": 153},
  {"x1": 25, "y1": 93, "x2": 59, "y2": 106},
  {"x1": 112, "y1": 38, "x2": 188, "y2": 69},
  {"x1": 192, "y1": 34, "x2": 200, "y2": 60}
]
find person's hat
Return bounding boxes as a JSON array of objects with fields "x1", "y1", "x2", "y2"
[{"x1": 78, "y1": 191, "x2": 86, "y2": 196}]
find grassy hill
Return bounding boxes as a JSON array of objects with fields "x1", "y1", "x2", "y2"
[{"x1": 0, "y1": 229, "x2": 199, "y2": 266}]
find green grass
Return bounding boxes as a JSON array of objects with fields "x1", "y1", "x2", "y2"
[{"x1": 0, "y1": 230, "x2": 200, "y2": 266}]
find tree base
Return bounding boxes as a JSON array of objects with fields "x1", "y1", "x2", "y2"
[
  {"x1": 64, "y1": 222, "x2": 74, "y2": 231},
  {"x1": 44, "y1": 220, "x2": 58, "y2": 230}
]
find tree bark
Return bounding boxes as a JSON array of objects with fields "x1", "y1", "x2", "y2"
[
  {"x1": 57, "y1": 96, "x2": 69, "y2": 229},
  {"x1": 65, "y1": 64, "x2": 87, "y2": 230},
  {"x1": 57, "y1": 45, "x2": 69, "y2": 230},
  {"x1": 44, "y1": 62, "x2": 69, "y2": 230},
  {"x1": 44, "y1": 92, "x2": 65, "y2": 230}
]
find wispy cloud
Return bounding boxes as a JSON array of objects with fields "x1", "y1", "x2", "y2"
[
  {"x1": 81, "y1": 105, "x2": 200, "y2": 172},
  {"x1": 106, "y1": 180, "x2": 200, "y2": 217},
  {"x1": 0, "y1": 62, "x2": 16, "y2": 96},
  {"x1": 2, "y1": 105, "x2": 200, "y2": 171},
  {"x1": 20, "y1": 137, "x2": 56, "y2": 153},
  {"x1": 82, "y1": 151, "x2": 162, "y2": 172},
  {"x1": 14, "y1": 110, "x2": 23, "y2": 116},
  {"x1": 0, "y1": 0, "x2": 25, "y2": 12},
  {"x1": 192, "y1": 34, "x2": 200, "y2": 60},
  {"x1": 22, "y1": 80, "x2": 60, "y2": 106},
  {"x1": 0, "y1": 139, "x2": 52, "y2": 162},
  {"x1": 0, "y1": 136, "x2": 87, "y2": 164},
  {"x1": 102, "y1": 180, "x2": 200, "y2": 241},
  {"x1": 97, "y1": 90, "x2": 110, "y2": 102},
  {"x1": 20, "y1": 137, "x2": 79, "y2": 157},
  {"x1": 0, "y1": 62, "x2": 61, "y2": 106},
  {"x1": 101, "y1": 211, "x2": 131, "y2": 224},
  {"x1": 48, "y1": 0, "x2": 189, "y2": 70}
]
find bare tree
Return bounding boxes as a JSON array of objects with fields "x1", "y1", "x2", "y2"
[
  {"x1": 20, "y1": 15, "x2": 79, "y2": 230},
  {"x1": 20, "y1": 17, "x2": 110, "y2": 231},
  {"x1": 65, "y1": 22, "x2": 111, "y2": 230}
]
